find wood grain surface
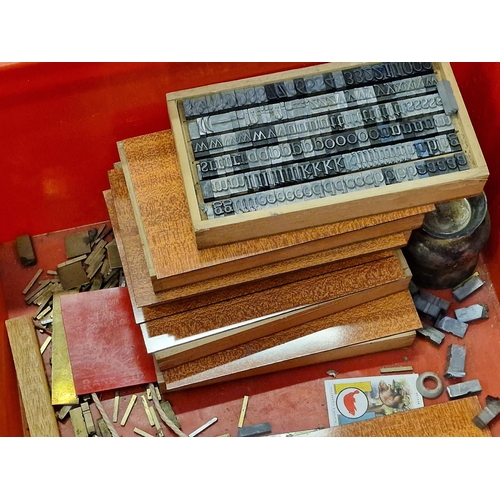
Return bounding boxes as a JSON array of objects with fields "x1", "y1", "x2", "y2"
[
  {"x1": 107, "y1": 170, "x2": 415, "y2": 311},
  {"x1": 150, "y1": 254, "x2": 408, "y2": 368},
  {"x1": 118, "y1": 129, "x2": 433, "y2": 288},
  {"x1": 161, "y1": 290, "x2": 422, "y2": 389},
  {"x1": 292, "y1": 397, "x2": 491, "y2": 437},
  {"x1": 5, "y1": 315, "x2": 60, "y2": 436}
]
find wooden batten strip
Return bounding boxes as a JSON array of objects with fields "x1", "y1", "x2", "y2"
[{"x1": 6, "y1": 315, "x2": 60, "y2": 437}]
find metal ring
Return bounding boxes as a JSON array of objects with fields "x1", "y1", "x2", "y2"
[{"x1": 416, "y1": 372, "x2": 444, "y2": 399}]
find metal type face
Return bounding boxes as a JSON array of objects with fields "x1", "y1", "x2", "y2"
[
  {"x1": 446, "y1": 379, "x2": 482, "y2": 399},
  {"x1": 413, "y1": 291, "x2": 449, "y2": 322},
  {"x1": 444, "y1": 344, "x2": 466, "y2": 379},
  {"x1": 452, "y1": 274, "x2": 485, "y2": 302},
  {"x1": 176, "y1": 63, "x2": 471, "y2": 221},
  {"x1": 454, "y1": 303, "x2": 489, "y2": 323},
  {"x1": 237, "y1": 422, "x2": 272, "y2": 437},
  {"x1": 472, "y1": 396, "x2": 500, "y2": 429},
  {"x1": 416, "y1": 324, "x2": 446, "y2": 345},
  {"x1": 435, "y1": 316, "x2": 468, "y2": 338}
]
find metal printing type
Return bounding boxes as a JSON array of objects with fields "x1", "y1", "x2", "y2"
[
  {"x1": 416, "y1": 324, "x2": 446, "y2": 345},
  {"x1": 416, "y1": 372, "x2": 444, "y2": 399},
  {"x1": 444, "y1": 344, "x2": 466, "y2": 379},
  {"x1": 437, "y1": 80, "x2": 459, "y2": 115},
  {"x1": 454, "y1": 303, "x2": 489, "y2": 323},
  {"x1": 452, "y1": 273, "x2": 485, "y2": 302},
  {"x1": 446, "y1": 379, "x2": 482, "y2": 399},
  {"x1": 434, "y1": 316, "x2": 468, "y2": 338},
  {"x1": 472, "y1": 396, "x2": 500, "y2": 429},
  {"x1": 237, "y1": 422, "x2": 272, "y2": 437}
]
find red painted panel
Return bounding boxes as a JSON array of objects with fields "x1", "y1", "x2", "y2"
[{"x1": 61, "y1": 287, "x2": 157, "y2": 394}]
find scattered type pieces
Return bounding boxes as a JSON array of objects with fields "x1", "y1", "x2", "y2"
[
  {"x1": 91, "y1": 392, "x2": 119, "y2": 437},
  {"x1": 141, "y1": 395, "x2": 155, "y2": 427},
  {"x1": 413, "y1": 291, "x2": 450, "y2": 321},
  {"x1": 452, "y1": 272, "x2": 485, "y2": 302},
  {"x1": 107, "y1": 241, "x2": 122, "y2": 270},
  {"x1": 416, "y1": 324, "x2": 446, "y2": 345},
  {"x1": 65, "y1": 232, "x2": 91, "y2": 259},
  {"x1": 160, "y1": 400, "x2": 181, "y2": 430},
  {"x1": 22, "y1": 268, "x2": 43, "y2": 295},
  {"x1": 120, "y1": 395, "x2": 137, "y2": 426},
  {"x1": 189, "y1": 417, "x2": 218, "y2": 437},
  {"x1": 409, "y1": 280, "x2": 419, "y2": 296},
  {"x1": 113, "y1": 390, "x2": 120, "y2": 423},
  {"x1": 326, "y1": 370, "x2": 338, "y2": 377},
  {"x1": 380, "y1": 365, "x2": 413, "y2": 374},
  {"x1": 97, "y1": 418, "x2": 113, "y2": 437},
  {"x1": 39, "y1": 336, "x2": 52, "y2": 354},
  {"x1": 57, "y1": 259, "x2": 89, "y2": 290},
  {"x1": 57, "y1": 405, "x2": 74, "y2": 421},
  {"x1": 416, "y1": 372, "x2": 444, "y2": 399},
  {"x1": 455, "y1": 303, "x2": 489, "y2": 323},
  {"x1": 435, "y1": 316, "x2": 468, "y2": 338},
  {"x1": 237, "y1": 422, "x2": 272, "y2": 437},
  {"x1": 134, "y1": 427, "x2": 154, "y2": 437},
  {"x1": 446, "y1": 379, "x2": 482, "y2": 399},
  {"x1": 69, "y1": 407, "x2": 88, "y2": 437},
  {"x1": 81, "y1": 401, "x2": 96, "y2": 436},
  {"x1": 238, "y1": 396, "x2": 249, "y2": 428},
  {"x1": 150, "y1": 406, "x2": 164, "y2": 437},
  {"x1": 149, "y1": 384, "x2": 187, "y2": 437},
  {"x1": 16, "y1": 234, "x2": 37, "y2": 266},
  {"x1": 444, "y1": 344, "x2": 466, "y2": 379},
  {"x1": 472, "y1": 396, "x2": 500, "y2": 429}
]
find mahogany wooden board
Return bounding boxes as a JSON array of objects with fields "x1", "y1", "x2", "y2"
[
  {"x1": 5, "y1": 315, "x2": 60, "y2": 437},
  {"x1": 149, "y1": 252, "x2": 409, "y2": 368},
  {"x1": 293, "y1": 397, "x2": 491, "y2": 437},
  {"x1": 60, "y1": 287, "x2": 158, "y2": 395},
  {"x1": 106, "y1": 172, "x2": 419, "y2": 311},
  {"x1": 161, "y1": 290, "x2": 422, "y2": 390},
  {"x1": 104, "y1": 188, "x2": 399, "y2": 329},
  {"x1": 167, "y1": 62, "x2": 489, "y2": 248},
  {"x1": 117, "y1": 129, "x2": 434, "y2": 290}
]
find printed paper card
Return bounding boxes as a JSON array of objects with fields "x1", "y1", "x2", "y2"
[{"x1": 325, "y1": 374, "x2": 424, "y2": 427}]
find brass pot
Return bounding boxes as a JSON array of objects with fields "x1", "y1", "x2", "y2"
[{"x1": 402, "y1": 192, "x2": 490, "y2": 289}]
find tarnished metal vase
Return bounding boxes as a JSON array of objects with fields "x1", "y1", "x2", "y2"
[{"x1": 402, "y1": 192, "x2": 490, "y2": 289}]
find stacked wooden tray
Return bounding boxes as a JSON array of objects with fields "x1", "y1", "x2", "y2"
[{"x1": 103, "y1": 62, "x2": 488, "y2": 393}]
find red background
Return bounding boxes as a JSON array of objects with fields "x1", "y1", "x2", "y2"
[{"x1": 1, "y1": 62, "x2": 499, "y2": 435}]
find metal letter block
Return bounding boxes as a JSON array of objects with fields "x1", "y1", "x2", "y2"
[
  {"x1": 446, "y1": 379, "x2": 482, "y2": 399},
  {"x1": 472, "y1": 396, "x2": 500, "y2": 429},
  {"x1": 237, "y1": 422, "x2": 272, "y2": 437},
  {"x1": 15, "y1": 234, "x2": 37, "y2": 267},
  {"x1": 454, "y1": 303, "x2": 489, "y2": 323},
  {"x1": 434, "y1": 315, "x2": 468, "y2": 338},
  {"x1": 452, "y1": 273, "x2": 485, "y2": 302},
  {"x1": 416, "y1": 324, "x2": 446, "y2": 345},
  {"x1": 444, "y1": 344, "x2": 466, "y2": 379}
]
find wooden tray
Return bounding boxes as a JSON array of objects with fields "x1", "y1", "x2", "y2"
[
  {"x1": 167, "y1": 62, "x2": 488, "y2": 248},
  {"x1": 117, "y1": 130, "x2": 434, "y2": 291},
  {"x1": 107, "y1": 168, "x2": 424, "y2": 310},
  {"x1": 160, "y1": 290, "x2": 421, "y2": 391}
]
